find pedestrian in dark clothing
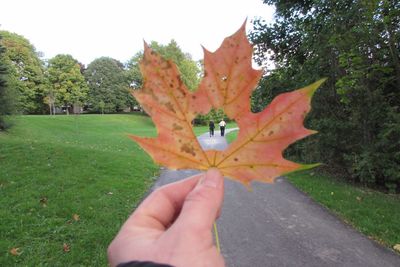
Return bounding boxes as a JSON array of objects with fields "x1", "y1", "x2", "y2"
[{"x1": 209, "y1": 120, "x2": 215, "y2": 137}]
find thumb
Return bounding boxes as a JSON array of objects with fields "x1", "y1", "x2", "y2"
[{"x1": 175, "y1": 168, "x2": 224, "y2": 231}]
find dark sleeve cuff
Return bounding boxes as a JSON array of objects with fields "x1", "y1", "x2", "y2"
[{"x1": 117, "y1": 261, "x2": 174, "y2": 267}]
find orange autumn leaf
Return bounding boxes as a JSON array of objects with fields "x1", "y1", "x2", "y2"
[
  {"x1": 10, "y1": 247, "x2": 21, "y2": 256},
  {"x1": 63, "y1": 243, "x2": 70, "y2": 252},
  {"x1": 130, "y1": 23, "x2": 325, "y2": 186}
]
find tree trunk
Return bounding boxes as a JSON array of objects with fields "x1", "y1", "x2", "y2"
[{"x1": 383, "y1": 3, "x2": 400, "y2": 90}]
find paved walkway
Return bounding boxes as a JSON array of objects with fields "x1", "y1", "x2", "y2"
[{"x1": 152, "y1": 129, "x2": 400, "y2": 267}]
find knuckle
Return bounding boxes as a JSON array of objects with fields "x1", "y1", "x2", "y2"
[{"x1": 186, "y1": 187, "x2": 213, "y2": 203}]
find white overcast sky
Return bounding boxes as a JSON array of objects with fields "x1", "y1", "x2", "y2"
[{"x1": 0, "y1": 0, "x2": 275, "y2": 65}]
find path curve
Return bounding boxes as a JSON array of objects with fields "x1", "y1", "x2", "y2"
[{"x1": 152, "y1": 129, "x2": 400, "y2": 267}]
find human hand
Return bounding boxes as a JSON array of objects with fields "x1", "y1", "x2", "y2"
[{"x1": 108, "y1": 168, "x2": 225, "y2": 267}]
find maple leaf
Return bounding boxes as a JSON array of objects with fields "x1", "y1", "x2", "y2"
[
  {"x1": 10, "y1": 247, "x2": 21, "y2": 256},
  {"x1": 72, "y1": 214, "x2": 80, "y2": 221},
  {"x1": 63, "y1": 243, "x2": 70, "y2": 252},
  {"x1": 130, "y1": 22, "x2": 325, "y2": 186}
]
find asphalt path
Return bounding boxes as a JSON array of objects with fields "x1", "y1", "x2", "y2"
[{"x1": 152, "y1": 129, "x2": 400, "y2": 267}]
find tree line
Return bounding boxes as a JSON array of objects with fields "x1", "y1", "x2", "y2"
[
  {"x1": 250, "y1": 0, "x2": 399, "y2": 192},
  {"x1": 0, "y1": 31, "x2": 200, "y2": 121}
]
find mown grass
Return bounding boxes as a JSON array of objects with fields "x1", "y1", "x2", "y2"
[
  {"x1": 225, "y1": 129, "x2": 238, "y2": 143},
  {"x1": 225, "y1": 130, "x2": 400, "y2": 250},
  {"x1": 0, "y1": 114, "x2": 211, "y2": 266}
]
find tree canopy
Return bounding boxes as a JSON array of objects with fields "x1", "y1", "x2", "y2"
[
  {"x1": 0, "y1": 30, "x2": 47, "y2": 114},
  {"x1": 47, "y1": 54, "x2": 88, "y2": 114},
  {"x1": 85, "y1": 57, "x2": 133, "y2": 113},
  {"x1": 250, "y1": 0, "x2": 400, "y2": 192},
  {"x1": 127, "y1": 40, "x2": 201, "y2": 91},
  {"x1": 0, "y1": 34, "x2": 13, "y2": 129}
]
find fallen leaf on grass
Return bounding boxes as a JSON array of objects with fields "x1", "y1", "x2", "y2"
[
  {"x1": 130, "y1": 22, "x2": 325, "y2": 186},
  {"x1": 394, "y1": 244, "x2": 400, "y2": 252},
  {"x1": 10, "y1": 247, "x2": 21, "y2": 256},
  {"x1": 63, "y1": 243, "x2": 70, "y2": 252},
  {"x1": 72, "y1": 214, "x2": 80, "y2": 221},
  {"x1": 39, "y1": 196, "x2": 48, "y2": 207}
]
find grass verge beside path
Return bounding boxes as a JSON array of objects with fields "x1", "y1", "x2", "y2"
[
  {"x1": 225, "y1": 129, "x2": 238, "y2": 143},
  {"x1": 287, "y1": 171, "x2": 400, "y2": 250},
  {"x1": 225, "y1": 128, "x2": 400, "y2": 251},
  {"x1": 0, "y1": 114, "x2": 160, "y2": 266}
]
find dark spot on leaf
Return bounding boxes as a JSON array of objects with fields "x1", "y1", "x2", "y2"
[
  {"x1": 169, "y1": 83, "x2": 174, "y2": 88},
  {"x1": 181, "y1": 143, "x2": 196, "y2": 156},
  {"x1": 165, "y1": 102, "x2": 175, "y2": 113},
  {"x1": 142, "y1": 59, "x2": 151, "y2": 65},
  {"x1": 250, "y1": 165, "x2": 254, "y2": 169},
  {"x1": 268, "y1": 131, "x2": 274, "y2": 136},
  {"x1": 172, "y1": 123, "x2": 183, "y2": 131},
  {"x1": 192, "y1": 95, "x2": 197, "y2": 99},
  {"x1": 160, "y1": 61, "x2": 171, "y2": 70},
  {"x1": 234, "y1": 158, "x2": 239, "y2": 161}
]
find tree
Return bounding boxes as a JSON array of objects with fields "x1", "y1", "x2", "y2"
[
  {"x1": 127, "y1": 40, "x2": 201, "y2": 91},
  {"x1": 0, "y1": 30, "x2": 48, "y2": 114},
  {"x1": 47, "y1": 54, "x2": 88, "y2": 115},
  {"x1": 84, "y1": 57, "x2": 133, "y2": 113},
  {"x1": 250, "y1": 0, "x2": 400, "y2": 192},
  {"x1": 0, "y1": 34, "x2": 14, "y2": 130}
]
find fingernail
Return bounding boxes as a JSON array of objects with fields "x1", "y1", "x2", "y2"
[{"x1": 201, "y1": 168, "x2": 222, "y2": 188}]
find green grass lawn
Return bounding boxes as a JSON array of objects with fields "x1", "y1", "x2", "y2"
[
  {"x1": 0, "y1": 114, "x2": 207, "y2": 266},
  {"x1": 225, "y1": 130, "x2": 400, "y2": 250},
  {"x1": 225, "y1": 128, "x2": 238, "y2": 143}
]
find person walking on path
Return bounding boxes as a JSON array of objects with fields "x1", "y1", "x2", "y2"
[
  {"x1": 219, "y1": 119, "x2": 226, "y2": 136},
  {"x1": 209, "y1": 120, "x2": 215, "y2": 137}
]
